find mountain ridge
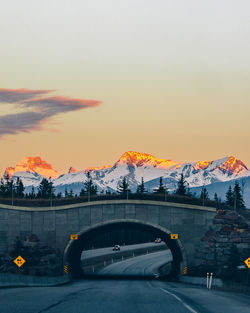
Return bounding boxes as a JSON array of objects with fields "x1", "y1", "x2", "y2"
[{"x1": 3, "y1": 152, "x2": 249, "y2": 194}]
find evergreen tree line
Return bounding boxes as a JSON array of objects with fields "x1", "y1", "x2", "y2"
[
  {"x1": 0, "y1": 173, "x2": 246, "y2": 209},
  {"x1": 117, "y1": 174, "x2": 245, "y2": 209},
  {"x1": 0, "y1": 175, "x2": 25, "y2": 198}
]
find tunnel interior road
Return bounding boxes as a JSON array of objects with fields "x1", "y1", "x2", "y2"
[{"x1": 64, "y1": 220, "x2": 186, "y2": 278}]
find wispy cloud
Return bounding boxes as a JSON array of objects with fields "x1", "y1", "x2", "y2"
[
  {"x1": 0, "y1": 88, "x2": 53, "y2": 103},
  {"x1": 0, "y1": 88, "x2": 101, "y2": 138}
]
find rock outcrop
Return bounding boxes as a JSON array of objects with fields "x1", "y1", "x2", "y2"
[{"x1": 194, "y1": 210, "x2": 250, "y2": 277}]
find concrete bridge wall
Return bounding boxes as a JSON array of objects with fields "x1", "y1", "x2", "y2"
[{"x1": 0, "y1": 200, "x2": 216, "y2": 270}]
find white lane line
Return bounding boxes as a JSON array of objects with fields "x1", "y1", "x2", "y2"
[{"x1": 160, "y1": 288, "x2": 198, "y2": 313}]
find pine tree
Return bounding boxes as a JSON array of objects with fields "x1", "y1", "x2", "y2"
[
  {"x1": 15, "y1": 177, "x2": 25, "y2": 198},
  {"x1": 30, "y1": 186, "x2": 36, "y2": 199},
  {"x1": 117, "y1": 177, "x2": 130, "y2": 195},
  {"x1": 37, "y1": 178, "x2": 55, "y2": 198},
  {"x1": 153, "y1": 177, "x2": 166, "y2": 194},
  {"x1": 64, "y1": 188, "x2": 69, "y2": 197},
  {"x1": 214, "y1": 193, "x2": 219, "y2": 203},
  {"x1": 233, "y1": 181, "x2": 245, "y2": 209},
  {"x1": 69, "y1": 189, "x2": 74, "y2": 197},
  {"x1": 5, "y1": 179, "x2": 13, "y2": 198},
  {"x1": 56, "y1": 192, "x2": 62, "y2": 198},
  {"x1": 137, "y1": 177, "x2": 146, "y2": 194},
  {"x1": 79, "y1": 188, "x2": 85, "y2": 196},
  {"x1": 225, "y1": 186, "x2": 234, "y2": 207},
  {"x1": 175, "y1": 173, "x2": 186, "y2": 195},
  {"x1": 83, "y1": 172, "x2": 97, "y2": 196},
  {"x1": 0, "y1": 178, "x2": 6, "y2": 196},
  {"x1": 200, "y1": 186, "x2": 209, "y2": 200}
]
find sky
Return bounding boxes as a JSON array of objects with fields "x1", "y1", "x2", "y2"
[{"x1": 0, "y1": 0, "x2": 250, "y2": 175}]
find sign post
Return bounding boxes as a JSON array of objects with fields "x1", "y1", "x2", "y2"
[
  {"x1": 245, "y1": 258, "x2": 250, "y2": 287},
  {"x1": 70, "y1": 234, "x2": 78, "y2": 240},
  {"x1": 171, "y1": 234, "x2": 178, "y2": 240},
  {"x1": 14, "y1": 256, "x2": 26, "y2": 268},
  {"x1": 244, "y1": 257, "x2": 250, "y2": 269}
]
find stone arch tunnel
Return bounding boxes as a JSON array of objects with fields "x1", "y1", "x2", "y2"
[{"x1": 0, "y1": 200, "x2": 217, "y2": 276}]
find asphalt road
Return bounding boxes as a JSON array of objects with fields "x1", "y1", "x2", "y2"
[
  {"x1": 81, "y1": 242, "x2": 166, "y2": 259},
  {"x1": 1, "y1": 252, "x2": 250, "y2": 313},
  {"x1": 95, "y1": 249, "x2": 172, "y2": 276},
  {"x1": 1, "y1": 278, "x2": 250, "y2": 313}
]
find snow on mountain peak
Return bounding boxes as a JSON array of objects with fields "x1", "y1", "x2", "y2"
[
  {"x1": 85, "y1": 164, "x2": 113, "y2": 172},
  {"x1": 116, "y1": 151, "x2": 178, "y2": 169},
  {"x1": 5, "y1": 157, "x2": 59, "y2": 179},
  {"x1": 218, "y1": 156, "x2": 248, "y2": 176},
  {"x1": 193, "y1": 160, "x2": 213, "y2": 171}
]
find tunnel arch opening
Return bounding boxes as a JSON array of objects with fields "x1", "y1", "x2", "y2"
[{"x1": 64, "y1": 219, "x2": 187, "y2": 279}]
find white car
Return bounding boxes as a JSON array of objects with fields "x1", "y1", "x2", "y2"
[
  {"x1": 112, "y1": 245, "x2": 121, "y2": 251},
  {"x1": 154, "y1": 238, "x2": 162, "y2": 243}
]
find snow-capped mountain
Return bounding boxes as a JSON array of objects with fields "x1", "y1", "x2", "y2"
[
  {"x1": 3, "y1": 151, "x2": 250, "y2": 206},
  {"x1": 4, "y1": 157, "x2": 59, "y2": 187}
]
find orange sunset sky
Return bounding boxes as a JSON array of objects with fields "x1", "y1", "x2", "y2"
[{"x1": 0, "y1": 0, "x2": 250, "y2": 175}]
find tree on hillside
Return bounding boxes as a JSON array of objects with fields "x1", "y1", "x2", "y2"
[
  {"x1": 153, "y1": 177, "x2": 166, "y2": 194},
  {"x1": 29, "y1": 186, "x2": 36, "y2": 199},
  {"x1": 64, "y1": 188, "x2": 69, "y2": 197},
  {"x1": 175, "y1": 173, "x2": 187, "y2": 195},
  {"x1": 200, "y1": 186, "x2": 209, "y2": 204},
  {"x1": 15, "y1": 177, "x2": 25, "y2": 198},
  {"x1": 37, "y1": 178, "x2": 55, "y2": 198},
  {"x1": 137, "y1": 177, "x2": 146, "y2": 194},
  {"x1": 0, "y1": 178, "x2": 7, "y2": 196},
  {"x1": 83, "y1": 172, "x2": 97, "y2": 196},
  {"x1": 117, "y1": 177, "x2": 130, "y2": 195},
  {"x1": 56, "y1": 192, "x2": 62, "y2": 198},
  {"x1": 225, "y1": 186, "x2": 234, "y2": 207},
  {"x1": 233, "y1": 181, "x2": 245, "y2": 209},
  {"x1": 214, "y1": 193, "x2": 219, "y2": 204},
  {"x1": 5, "y1": 179, "x2": 13, "y2": 198},
  {"x1": 79, "y1": 188, "x2": 85, "y2": 196}
]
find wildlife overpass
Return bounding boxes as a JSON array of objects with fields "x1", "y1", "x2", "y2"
[{"x1": 0, "y1": 200, "x2": 217, "y2": 277}]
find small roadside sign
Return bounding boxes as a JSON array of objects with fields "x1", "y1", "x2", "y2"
[
  {"x1": 171, "y1": 234, "x2": 178, "y2": 239},
  {"x1": 14, "y1": 256, "x2": 26, "y2": 267},
  {"x1": 244, "y1": 257, "x2": 250, "y2": 268},
  {"x1": 70, "y1": 234, "x2": 78, "y2": 240}
]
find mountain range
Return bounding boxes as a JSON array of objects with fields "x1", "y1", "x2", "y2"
[{"x1": 3, "y1": 151, "x2": 250, "y2": 208}]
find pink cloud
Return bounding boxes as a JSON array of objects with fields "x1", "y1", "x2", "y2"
[{"x1": 0, "y1": 88, "x2": 102, "y2": 138}]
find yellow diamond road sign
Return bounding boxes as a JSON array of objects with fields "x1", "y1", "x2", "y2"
[
  {"x1": 171, "y1": 234, "x2": 178, "y2": 239},
  {"x1": 14, "y1": 256, "x2": 26, "y2": 267},
  {"x1": 70, "y1": 234, "x2": 78, "y2": 240},
  {"x1": 244, "y1": 257, "x2": 250, "y2": 268}
]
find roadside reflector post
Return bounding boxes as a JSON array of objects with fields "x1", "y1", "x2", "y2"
[
  {"x1": 206, "y1": 273, "x2": 209, "y2": 289},
  {"x1": 92, "y1": 266, "x2": 95, "y2": 273},
  {"x1": 209, "y1": 273, "x2": 213, "y2": 289}
]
